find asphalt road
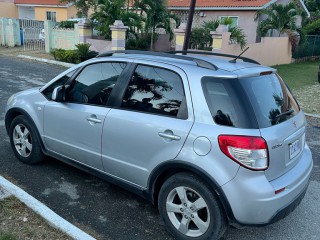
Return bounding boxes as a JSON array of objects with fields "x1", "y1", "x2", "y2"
[{"x1": 0, "y1": 55, "x2": 319, "y2": 240}]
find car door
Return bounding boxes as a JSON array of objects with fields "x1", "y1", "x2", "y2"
[
  {"x1": 43, "y1": 61, "x2": 128, "y2": 170},
  {"x1": 101, "y1": 62, "x2": 194, "y2": 187}
]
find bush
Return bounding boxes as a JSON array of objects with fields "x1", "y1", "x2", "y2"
[
  {"x1": 50, "y1": 49, "x2": 80, "y2": 64},
  {"x1": 189, "y1": 28, "x2": 212, "y2": 50},
  {"x1": 126, "y1": 34, "x2": 152, "y2": 50},
  {"x1": 58, "y1": 20, "x2": 78, "y2": 29},
  {"x1": 75, "y1": 43, "x2": 98, "y2": 61}
]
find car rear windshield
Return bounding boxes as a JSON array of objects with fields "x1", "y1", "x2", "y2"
[{"x1": 202, "y1": 74, "x2": 300, "y2": 129}]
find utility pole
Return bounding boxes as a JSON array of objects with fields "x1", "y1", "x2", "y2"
[{"x1": 182, "y1": 0, "x2": 197, "y2": 52}]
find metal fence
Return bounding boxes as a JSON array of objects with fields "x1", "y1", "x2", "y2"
[
  {"x1": 293, "y1": 35, "x2": 320, "y2": 59},
  {"x1": 19, "y1": 19, "x2": 45, "y2": 51}
]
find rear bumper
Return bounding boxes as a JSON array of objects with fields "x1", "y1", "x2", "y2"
[{"x1": 222, "y1": 144, "x2": 313, "y2": 225}]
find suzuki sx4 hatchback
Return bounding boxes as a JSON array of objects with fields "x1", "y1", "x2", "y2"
[{"x1": 5, "y1": 51, "x2": 313, "y2": 239}]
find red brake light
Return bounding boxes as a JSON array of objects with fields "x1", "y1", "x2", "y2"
[{"x1": 218, "y1": 135, "x2": 269, "y2": 171}]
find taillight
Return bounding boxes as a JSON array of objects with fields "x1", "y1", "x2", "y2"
[{"x1": 218, "y1": 135, "x2": 269, "y2": 171}]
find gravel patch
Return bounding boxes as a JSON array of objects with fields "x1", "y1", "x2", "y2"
[{"x1": 293, "y1": 83, "x2": 320, "y2": 115}]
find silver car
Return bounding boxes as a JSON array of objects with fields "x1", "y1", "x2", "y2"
[{"x1": 5, "y1": 51, "x2": 313, "y2": 240}]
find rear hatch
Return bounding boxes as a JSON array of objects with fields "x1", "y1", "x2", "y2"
[
  {"x1": 202, "y1": 72, "x2": 304, "y2": 180},
  {"x1": 240, "y1": 73, "x2": 305, "y2": 181}
]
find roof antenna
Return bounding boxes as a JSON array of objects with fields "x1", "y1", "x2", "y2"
[{"x1": 229, "y1": 47, "x2": 249, "y2": 63}]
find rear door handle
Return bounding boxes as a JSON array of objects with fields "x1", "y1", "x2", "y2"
[
  {"x1": 87, "y1": 116, "x2": 102, "y2": 124},
  {"x1": 158, "y1": 131, "x2": 181, "y2": 141}
]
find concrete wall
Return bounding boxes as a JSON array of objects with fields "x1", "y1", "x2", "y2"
[
  {"x1": 0, "y1": 1, "x2": 18, "y2": 19},
  {"x1": 87, "y1": 39, "x2": 112, "y2": 53},
  {"x1": 213, "y1": 32, "x2": 292, "y2": 66}
]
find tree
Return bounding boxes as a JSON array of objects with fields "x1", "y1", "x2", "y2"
[
  {"x1": 91, "y1": 0, "x2": 143, "y2": 40},
  {"x1": 256, "y1": 3, "x2": 302, "y2": 37},
  {"x1": 60, "y1": 0, "x2": 97, "y2": 18},
  {"x1": 256, "y1": 3, "x2": 303, "y2": 51},
  {"x1": 134, "y1": 0, "x2": 180, "y2": 50}
]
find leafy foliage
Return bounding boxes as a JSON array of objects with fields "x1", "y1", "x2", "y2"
[
  {"x1": 189, "y1": 28, "x2": 212, "y2": 50},
  {"x1": 50, "y1": 49, "x2": 80, "y2": 63},
  {"x1": 50, "y1": 44, "x2": 98, "y2": 63},
  {"x1": 60, "y1": 0, "x2": 97, "y2": 18},
  {"x1": 91, "y1": 0, "x2": 143, "y2": 40},
  {"x1": 256, "y1": 3, "x2": 301, "y2": 37},
  {"x1": 58, "y1": 20, "x2": 77, "y2": 29},
  {"x1": 75, "y1": 43, "x2": 98, "y2": 60},
  {"x1": 134, "y1": 0, "x2": 180, "y2": 50},
  {"x1": 229, "y1": 27, "x2": 248, "y2": 50},
  {"x1": 189, "y1": 18, "x2": 247, "y2": 50}
]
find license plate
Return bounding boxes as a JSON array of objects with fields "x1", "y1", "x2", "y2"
[{"x1": 289, "y1": 140, "x2": 301, "y2": 159}]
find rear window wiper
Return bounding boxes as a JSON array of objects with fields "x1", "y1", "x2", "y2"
[{"x1": 275, "y1": 109, "x2": 294, "y2": 119}]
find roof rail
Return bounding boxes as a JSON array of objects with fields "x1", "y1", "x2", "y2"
[
  {"x1": 166, "y1": 50, "x2": 260, "y2": 65},
  {"x1": 96, "y1": 50, "x2": 218, "y2": 70}
]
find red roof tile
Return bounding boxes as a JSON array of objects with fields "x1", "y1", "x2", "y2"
[
  {"x1": 168, "y1": 0, "x2": 272, "y2": 8},
  {"x1": 15, "y1": 0, "x2": 67, "y2": 5}
]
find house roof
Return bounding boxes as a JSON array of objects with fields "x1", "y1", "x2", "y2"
[
  {"x1": 14, "y1": 0, "x2": 67, "y2": 6},
  {"x1": 168, "y1": 0, "x2": 272, "y2": 8},
  {"x1": 168, "y1": 0, "x2": 310, "y2": 16}
]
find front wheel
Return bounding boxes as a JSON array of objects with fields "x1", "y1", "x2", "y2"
[
  {"x1": 158, "y1": 172, "x2": 227, "y2": 240},
  {"x1": 9, "y1": 115, "x2": 44, "y2": 164}
]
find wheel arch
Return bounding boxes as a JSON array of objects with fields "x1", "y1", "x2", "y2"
[
  {"x1": 148, "y1": 161, "x2": 235, "y2": 224},
  {"x1": 5, "y1": 108, "x2": 45, "y2": 151}
]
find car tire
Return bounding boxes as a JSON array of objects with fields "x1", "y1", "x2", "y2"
[
  {"x1": 9, "y1": 115, "x2": 45, "y2": 164},
  {"x1": 158, "y1": 172, "x2": 227, "y2": 240}
]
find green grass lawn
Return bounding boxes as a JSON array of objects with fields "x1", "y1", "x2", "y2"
[{"x1": 272, "y1": 61, "x2": 319, "y2": 90}]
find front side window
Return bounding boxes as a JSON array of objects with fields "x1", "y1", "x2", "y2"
[
  {"x1": 42, "y1": 69, "x2": 76, "y2": 100},
  {"x1": 46, "y1": 11, "x2": 56, "y2": 22},
  {"x1": 121, "y1": 65, "x2": 187, "y2": 118},
  {"x1": 66, "y1": 62, "x2": 126, "y2": 106}
]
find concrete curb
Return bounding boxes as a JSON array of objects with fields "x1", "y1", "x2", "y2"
[
  {"x1": 305, "y1": 113, "x2": 320, "y2": 119},
  {"x1": 17, "y1": 55, "x2": 76, "y2": 68},
  {"x1": 0, "y1": 176, "x2": 96, "y2": 240}
]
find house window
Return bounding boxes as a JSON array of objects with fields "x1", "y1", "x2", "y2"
[
  {"x1": 219, "y1": 16, "x2": 239, "y2": 29},
  {"x1": 46, "y1": 11, "x2": 56, "y2": 22}
]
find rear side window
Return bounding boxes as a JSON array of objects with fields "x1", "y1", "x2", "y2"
[
  {"x1": 202, "y1": 74, "x2": 300, "y2": 129},
  {"x1": 121, "y1": 65, "x2": 187, "y2": 118},
  {"x1": 241, "y1": 74, "x2": 299, "y2": 127},
  {"x1": 202, "y1": 77, "x2": 257, "y2": 129}
]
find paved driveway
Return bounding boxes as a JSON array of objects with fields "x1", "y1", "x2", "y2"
[{"x1": 0, "y1": 55, "x2": 319, "y2": 240}]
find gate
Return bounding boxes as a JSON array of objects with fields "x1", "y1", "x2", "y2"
[{"x1": 19, "y1": 19, "x2": 45, "y2": 51}]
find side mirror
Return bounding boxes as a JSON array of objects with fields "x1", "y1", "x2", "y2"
[{"x1": 52, "y1": 86, "x2": 66, "y2": 102}]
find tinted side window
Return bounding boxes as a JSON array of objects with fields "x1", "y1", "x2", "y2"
[
  {"x1": 121, "y1": 65, "x2": 186, "y2": 118},
  {"x1": 240, "y1": 74, "x2": 299, "y2": 127},
  {"x1": 202, "y1": 77, "x2": 258, "y2": 129},
  {"x1": 66, "y1": 62, "x2": 126, "y2": 106},
  {"x1": 42, "y1": 70, "x2": 76, "y2": 100}
]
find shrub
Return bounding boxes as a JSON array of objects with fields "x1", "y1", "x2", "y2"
[
  {"x1": 58, "y1": 20, "x2": 78, "y2": 29},
  {"x1": 126, "y1": 34, "x2": 152, "y2": 50},
  {"x1": 75, "y1": 43, "x2": 98, "y2": 61},
  {"x1": 50, "y1": 49, "x2": 80, "y2": 64},
  {"x1": 189, "y1": 28, "x2": 212, "y2": 50}
]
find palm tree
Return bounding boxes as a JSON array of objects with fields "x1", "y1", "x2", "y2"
[
  {"x1": 134, "y1": 0, "x2": 180, "y2": 50},
  {"x1": 256, "y1": 3, "x2": 303, "y2": 52},
  {"x1": 256, "y1": 3, "x2": 301, "y2": 37},
  {"x1": 91, "y1": 0, "x2": 143, "y2": 40}
]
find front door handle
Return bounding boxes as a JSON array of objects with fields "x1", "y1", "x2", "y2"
[
  {"x1": 87, "y1": 115, "x2": 102, "y2": 124},
  {"x1": 158, "y1": 131, "x2": 181, "y2": 141}
]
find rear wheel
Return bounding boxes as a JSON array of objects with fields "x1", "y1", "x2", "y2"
[
  {"x1": 158, "y1": 172, "x2": 227, "y2": 240},
  {"x1": 9, "y1": 115, "x2": 44, "y2": 164}
]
